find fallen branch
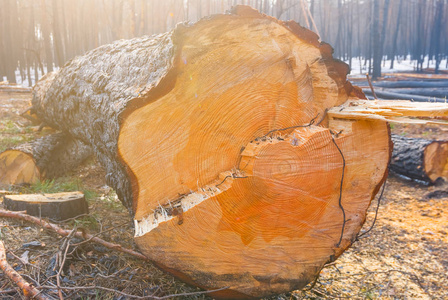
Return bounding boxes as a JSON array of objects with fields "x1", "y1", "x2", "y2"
[
  {"x1": 366, "y1": 74, "x2": 378, "y2": 99},
  {"x1": 0, "y1": 209, "x2": 149, "y2": 261},
  {"x1": 0, "y1": 241, "x2": 49, "y2": 300}
]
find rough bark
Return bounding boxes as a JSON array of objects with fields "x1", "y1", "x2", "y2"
[
  {"x1": 0, "y1": 71, "x2": 92, "y2": 186},
  {"x1": 0, "y1": 133, "x2": 92, "y2": 185},
  {"x1": 391, "y1": 134, "x2": 448, "y2": 184},
  {"x1": 30, "y1": 6, "x2": 391, "y2": 298},
  {"x1": 3, "y1": 192, "x2": 89, "y2": 221}
]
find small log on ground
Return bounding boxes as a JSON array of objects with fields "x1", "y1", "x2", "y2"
[
  {"x1": 391, "y1": 134, "x2": 448, "y2": 184},
  {"x1": 0, "y1": 132, "x2": 92, "y2": 186},
  {"x1": 3, "y1": 191, "x2": 89, "y2": 221}
]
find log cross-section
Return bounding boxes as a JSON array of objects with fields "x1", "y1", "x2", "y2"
[
  {"x1": 30, "y1": 6, "x2": 391, "y2": 298},
  {"x1": 391, "y1": 134, "x2": 448, "y2": 183}
]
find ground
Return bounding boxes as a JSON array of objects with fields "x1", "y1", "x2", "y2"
[{"x1": 0, "y1": 84, "x2": 447, "y2": 299}]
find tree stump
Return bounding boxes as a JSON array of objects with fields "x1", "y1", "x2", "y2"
[{"x1": 3, "y1": 192, "x2": 88, "y2": 221}]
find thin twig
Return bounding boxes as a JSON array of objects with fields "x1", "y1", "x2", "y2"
[
  {"x1": 366, "y1": 74, "x2": 378, "y2": 99},
  {"x1": 70, "y1": 220, "x2": 129, "y2": 248},
  {"x1": 0, "y1": 289, "x2": 17, "y2": 294},
  {"x1": 6, "y1": 249, "x2": 41, "y2": 271},
  {"x1": 56, "y1": 227, "x2": 77, "y2": 300},
  {"x1": 49, "y1": 213, "x2": 92, "y2": 224},
  {"x1": 0, "y1": 209, "x2": 149, "y2": 261}
]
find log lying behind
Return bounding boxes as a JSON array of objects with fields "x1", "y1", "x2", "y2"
[
  {"x1": 385, "y1": 88, "x2": 448, "y2": 99},
  {"x1": 3, "y1": 191, "x2": 89, "y2": 221},
  {"x1": 370, "y1": 80, "x2": 448, "y2": 89},
  {"x1": 390, "y1": 134, "x2": 448, "y2": 184},
  {"x1": 363, "y1": 89, "x2": 447, "y2": 103},
  {"x1": 30, "y1": 6, "x2": 391, "y2": 298},
  {"x1": 0, "y1": 132, "x2": 92, "y2": 186},
  {"x1": 382, "y1": 73, "x2": 448, "y2": 80}
]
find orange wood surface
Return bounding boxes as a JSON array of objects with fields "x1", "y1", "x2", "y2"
[{"x1": 117, "y1": 6, "x2": 390, "y2": 298}]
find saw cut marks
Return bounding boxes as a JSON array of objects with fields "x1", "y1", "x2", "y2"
[
  {"x1": 0, "y1": 150, "x2": 40, "y2": 185},
  {"x1": 134, "y1": 119, "x2": 390, "y2": 298}
]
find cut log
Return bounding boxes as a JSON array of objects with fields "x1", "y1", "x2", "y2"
[
  {"x1": 3, "y1": 191, "x2": 88, "y2": 221},
  {"x1": 390, "y1": 134, "x2": 448, "y2": 184},
  {"x1": 382, "y1": 73, "x2": 448, "y2": 80},
  {"x1": 363, "y1": 89, "x2": 448, "y2": 103},
  {"x1": 381, "y1": 87, "x2": 448, "y2": 99},
  {"x1": 27, "y1": 6, "x2": 397, "y2": 298},
  {"x1": 373, "y1": 80, "x2": 448, "y2": 89},
  {"x1": 0, "y1": 71, "x2": 91, "y2": 186},
  {"x1": 0, "y1": 132, "x2": 92, "y2": 186}
]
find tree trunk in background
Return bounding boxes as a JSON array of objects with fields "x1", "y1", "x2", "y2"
[
  {"x1": 40, "y1": 0, "x2": 54, "y2": 73},
  {"x1": 52, "y1": 0, "x2": 65, "y2": 67},
  {"x1": 4, "y1": 0, "x2": 17, "y2": 83},
  {"x1": 380, "y1": 0, "x2": 390, "y2": 59},
  {"x1": 433, "y1": 0, "x2": 444, "y2": 74},
  {"x1": 0, "y1": 0, "x2": 447, "y2": 83},
  {"x1": 390, "y1": 0, "x2": 403, "y2": 69},
  {"x1": 29, "y1": 7, "x2": 390, "y2": 298},
  {"x1": 415, "y1": 0, "x2": 426, "y2": 72},
  {"x1": 0, "y1": 6, "x2": 6, "y2": 80},
  {"x1": 372, "y1": 0, "x2": 381, "y2": 79}
]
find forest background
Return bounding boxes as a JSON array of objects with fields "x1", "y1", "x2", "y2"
[{"x1": 0, "y1": 0, "x2": 447, "y2": 86}]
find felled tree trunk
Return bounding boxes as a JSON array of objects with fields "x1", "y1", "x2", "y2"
[
  {"x1": 391, "y1": 134, "x2": 448, "y2": 184},
  {"x1": 29, "y1": 6, "x2": 392, "y2": 298},
  {"x1": 0, "y1": 132, "x2": 92, "y2": 185},
  {"x1": 0, "y1": 71, "x2": 92, "y2": 186}
]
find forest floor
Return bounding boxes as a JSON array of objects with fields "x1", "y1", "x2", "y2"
[{"x1": 1, "y1": 79, "x2": 448, "y2": 299}]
